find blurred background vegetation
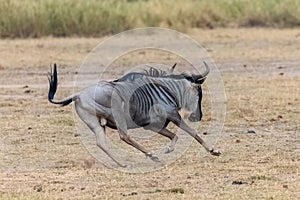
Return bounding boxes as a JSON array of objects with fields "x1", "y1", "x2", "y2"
[{"x1": 0, "y1": 0, "x2": 300, "y2": 38}]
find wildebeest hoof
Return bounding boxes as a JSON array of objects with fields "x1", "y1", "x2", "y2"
[
  {"x1": 120, "y1": 163, "x2": 127, "y2": 168},
  {"x1": 117, "y1": 163, "x2": 127, "y2": 168},
  {"x1": 147, "y1": 152, "x2": 160, "y2": 162},
  {"x1": 150, "y1": 154, "x2": 160, "y2": 162},
  {"x1": 164, "y1": 146, "x2": 174, "y2": 154},
  {"x1": 210, "y1": 149, "x2": 221, "y2": 156}
]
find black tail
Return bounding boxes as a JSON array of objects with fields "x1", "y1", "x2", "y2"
[{"x1": 48, "y1": 63, "x2": 74, "y2": 106}]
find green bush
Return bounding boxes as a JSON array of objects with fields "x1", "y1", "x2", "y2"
[{"x1": 0, "y1": 0, "x2": 299, "y2": 38}]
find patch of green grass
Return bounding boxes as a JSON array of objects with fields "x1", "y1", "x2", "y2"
[
  {"x1": 166, "y1": 188, "x2": 184, "y2": 194},
  {"x1": 154, "y1": 188, "x2": 162, "y2": 193},
  {"x1": 0, "y1": 0, "x2": 300, "y2": 38},
  {"x1": 0, "y1": 102, "x2": 15, "y2": 107},
  {"x1": 145, "y1": 187, "x2": 184, "y2": 194}
]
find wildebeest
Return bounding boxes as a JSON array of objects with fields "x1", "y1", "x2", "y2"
[{"x1": 48, "y1": 62, "x2": 220, "y2": 167}]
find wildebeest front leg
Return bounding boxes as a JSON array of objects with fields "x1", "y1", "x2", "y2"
[
  {"x1": 112, "y1": 97, "x2": 160, "y2": 162},
  {"x1": 112, "y1": 96, "x2": 159, "y2": 162},
  {"x1": 171, "y1": 113, "x2": 220, "y2": 156},
  {"x1": 118, "y1": 130, "x2": 160, "y2": 162},
  {"x1": 157, "y1": 129, "x2": 178, "y2": 154}
]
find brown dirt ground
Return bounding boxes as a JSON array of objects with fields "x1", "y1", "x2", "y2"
[{"x1": 0, "y1": 28, "x2": 299, "y2": 199}]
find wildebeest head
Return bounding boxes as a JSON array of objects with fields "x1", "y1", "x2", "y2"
[{"x1": 185, "y1": 61, "x2": 210, "y2": 122}]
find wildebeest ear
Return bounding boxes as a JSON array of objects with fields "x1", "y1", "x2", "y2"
[{"x1": 195, "y1": 77, "x2": 206, "y2": 84}]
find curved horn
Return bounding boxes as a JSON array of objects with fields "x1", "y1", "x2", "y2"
[
  {"x1": 170, "y1": 63, "x2": 177, "y2": 73},
  {"x1": 192, "y1": 61, "x2": 210, "y2": 81},
  {"x1": 201, "y1": 61, "x2": 210, "y2": 77}
]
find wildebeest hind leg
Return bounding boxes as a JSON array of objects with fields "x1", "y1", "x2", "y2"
[
  {"x1": 75, "y1": 105, "x2": 126, "y2": 167},
  {"x1": 95, "y1": 126, "x2": 127, "y2": 167}
]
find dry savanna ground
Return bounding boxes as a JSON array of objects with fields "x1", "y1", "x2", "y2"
[{"x1": 0, "y1": 29, "x2": 299, "y2": 199}]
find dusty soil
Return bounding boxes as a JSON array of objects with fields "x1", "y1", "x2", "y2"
[{"x1": 0, "y1": 29, "x2": 299, "y2": 199}]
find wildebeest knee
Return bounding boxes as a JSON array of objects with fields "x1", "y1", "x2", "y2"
[{"x1": 119, "y1": 133, "x2": 129, "y2": 141}]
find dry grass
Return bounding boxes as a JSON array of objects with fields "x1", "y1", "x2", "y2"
[{"x1": 0, "y1": 29, "x2": 299, "y2": 199}]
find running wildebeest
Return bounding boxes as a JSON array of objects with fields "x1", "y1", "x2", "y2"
[{"x1": 48, "y1": 62, "x2": 220, "y2": 167}]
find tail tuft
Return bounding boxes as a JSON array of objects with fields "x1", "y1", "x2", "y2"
[
  {"x1": 48, "y1": 63, "x2": 58, "y2": 102},
  {"x1": 47, "y1": 63, "x2": 74, "y2": 106}
]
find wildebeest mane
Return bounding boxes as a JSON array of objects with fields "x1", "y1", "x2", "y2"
[
  {"x1": 141, "y1": 66, "x2": 196, "y2": 82},
  {"x1": 114, "y1": 62, "x2": 206, "y2": 84},
  {"x1": 142, "y1": 66, "x2": 169, "y2": 77}
]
